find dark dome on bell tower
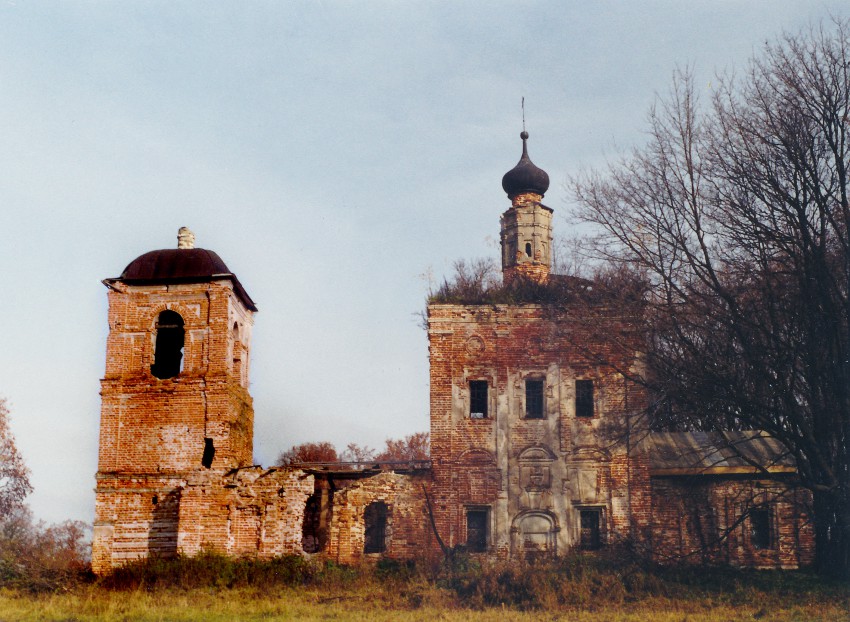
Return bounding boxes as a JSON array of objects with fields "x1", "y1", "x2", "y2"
[{"x1": 501, "y1": 131, "x2": 550, "y2": 199}]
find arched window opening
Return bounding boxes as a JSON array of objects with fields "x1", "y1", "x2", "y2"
[
  {"x1": 151, "y1": 310, "x2": 184, "y2": 379},
  {"x1": 364, "y1": 501, "x2": 388, "y2": 553},
  {"x1": 525, "y1": 242, "x2": 532, "y2": 257},
  {"x1": 517, "y1": 512, "x2": 556, "y2": 559},
  {"x1": 231, "y1": 321, "x2": 242, "y2": 372}
]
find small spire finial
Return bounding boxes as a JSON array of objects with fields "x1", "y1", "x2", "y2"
[
  {"x1": 520, "y1": 98, "x2": 529, "y2": 143},
  {"x1": 521, "y1": 96, "x2": 526, "y2": 132},
  {"x1": 177, "y1": 227, "x2": 195, "y2": 250}
]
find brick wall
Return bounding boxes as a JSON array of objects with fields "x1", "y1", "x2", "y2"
[
  {"x1": 93, "y1": 277, "x2": 257, "y2": 574},
  {"x1": 324, "y1": 471, "x2": 433, "y2": 565},
  {"x1": 91, "y1": 247, "x2": 815, "y2": 573},
  {"x1": 427, "y1": 301, "x2": 649, "y2": 557},
  {"x1": 92, "y1": 468, "x2": 315, "y2": 573},
  {"x1": 177, "y1": 467, "x2": 315, "y2": 559},
  {"x1": 98, "y1": 280, "x2": 255, "y2": 473},
  {"x1": 649, "y1": 476, "x2": 815, "y2": 569},
  {"x1": 92, "y1": 474, "x2": 185, "y2": 572}
]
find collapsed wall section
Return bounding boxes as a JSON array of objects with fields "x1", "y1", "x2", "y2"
[
  {"x1": 178, "y1": 467, "x2": 315, "y2": 558},
  {"x1": 92, "y1": 467, "x2": 315, "y2": 574}
]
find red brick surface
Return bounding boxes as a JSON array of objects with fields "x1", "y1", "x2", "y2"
[
  {"x1": 648, "y1": 476, "x2": 815, "y2": 568},
  {"x1": 93, "y1": 278, "x2": 259, "y2": 573},
  {"x1": 92, "y1": 243, "x2": 815, "y2": 572}
]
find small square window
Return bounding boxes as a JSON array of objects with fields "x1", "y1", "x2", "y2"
[
  {"x1": 750, "y1": 507, "x2": 771, "y2": 550},
  {"x1": 579, "y1": 509, "x2": 602, "y2": 550},
  {"x1": 576, "y1": 380, "x2": 594, "y2": 418},
  {"x1": 525, "y1": 379, "x2": 545, "y2": 419},
  {"x1": 466, "y1": 508, "x2": 489, "y2": 552},
  {"x1": 469, "y1": 380, "x2": 488, "y2": 419}
]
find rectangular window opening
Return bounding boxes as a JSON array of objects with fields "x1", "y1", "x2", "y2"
[
  {"x1": 469, "y1": 380, "x2": 488, "y2": 419},
  {"x1": 750, "y1": 507, "x2": 771, "y2": 550},
  {"x1": 201, "y1": 438, "x2": 215, "y2": 469},
  {"x1": 576, "y1": 380, "x2": 594, "y2": 418},
  {"x1": 301, "y1": 492, "x2": 325, "y2": 554},
  {"x1": 364, "y1": 501, "x2": 388, "y2": 553},
  {"x1": 579, "y1": 509, "x2": 602, "y2": 550},
  {"x1": 466, "y1": 508, "x2": 489, "y2": 552},
  {"x1": 525, "y1": 379, "x2": 545, "y2": 419}
]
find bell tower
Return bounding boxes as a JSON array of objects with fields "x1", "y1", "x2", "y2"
[
  {"x1": 500, "y1": 131, "x2": 553, "y2": 284},
  {"x1": 92, "y1": 228, "x2": 257, "y2": 572}
]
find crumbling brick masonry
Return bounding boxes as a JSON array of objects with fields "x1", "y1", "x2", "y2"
[{"x1": 92, "y1": 136, "x2": 815, "y2": 572}]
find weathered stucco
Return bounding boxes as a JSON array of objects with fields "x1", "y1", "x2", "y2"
[{"x1": 427, "y1": 301, "x2": 650, "y2": 558}]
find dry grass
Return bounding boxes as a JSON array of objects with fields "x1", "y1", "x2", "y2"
[
  {"x1": 0, "y1": 585, "x2": 847, "y2": 622},
  {"x1": 0, "y1": 552, "x2": 846, "y2": 621}
]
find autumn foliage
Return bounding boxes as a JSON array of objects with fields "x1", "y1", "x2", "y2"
[
  {"x1": 376, "y1": 432, "x2": 430, "y2": 462},
  {"x1": 0, "y1": 399, "x2": 32, "y2": 514},
  {"x1": 0, "y1": 398, "x2": 90, "y2": 591},
  {"x1": 276, "y1": 433, "x2": 429, "y2": 466}
]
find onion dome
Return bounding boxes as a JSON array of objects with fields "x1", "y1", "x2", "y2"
[{"x1": 501, "y1": 131, "x2": 549, "y2": 199}]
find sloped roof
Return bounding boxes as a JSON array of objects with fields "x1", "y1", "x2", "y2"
[
  {"x1": 642, "y1": 431, "x2": 796, "y2": 476},
  {"x1": 106, "y1": 248, "x2": 257, "y2": 312},
  {"x1": 121, "y1": 248, "x2": 230, "y2": 281}
]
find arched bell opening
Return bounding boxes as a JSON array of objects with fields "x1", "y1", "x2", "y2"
[{"x1": 151, "y1": 310, "x2": 184, "y2": 379}]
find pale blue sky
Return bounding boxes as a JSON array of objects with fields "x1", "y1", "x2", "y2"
[{"x1": 1, "y1": 1, "x2": 847, "y2": 523}]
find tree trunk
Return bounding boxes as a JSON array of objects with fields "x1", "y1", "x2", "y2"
[{"x1": 813, "y1": 490, "x2": 850, "y2": 578}]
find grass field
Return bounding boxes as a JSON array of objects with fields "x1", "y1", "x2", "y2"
[
  {"x1": 0, "y1": 553, "x2": 846, "y2": 621},
  {"x1": 1, "y1": 584, "x2": 848, "y2": 622}
]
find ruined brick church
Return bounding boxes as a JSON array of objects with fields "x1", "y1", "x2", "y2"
[{"x1": 92, "y1": 133, "x2": 815, "y2": 574}]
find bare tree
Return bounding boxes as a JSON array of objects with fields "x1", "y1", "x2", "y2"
[
  {"x1": 573, "y1": 20, "x2": 850, "y2": 576},
  {"x1": 0, "y1": 399, "x2": 32, "y2": 514},
  {"x1": 275, "y1": 441, "x2": 338, "y2": 466},
  {"x1": 429, "y1": 258, "x2": 501, "y2": 303},
  {"x1": 0, "y1": 504, "x2": 89, "y2": 590},
  {"x1": 340, "y1": 443, "x2": 376, "y2": 464}
]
